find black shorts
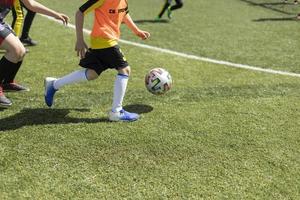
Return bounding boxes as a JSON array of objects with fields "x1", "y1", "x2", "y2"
[
  {"x1": 0, "y1": 22, "x2": 14, "y2": 45},
  {"x1": 79, "y1": 45, "x2": 129, "y2": 75}
]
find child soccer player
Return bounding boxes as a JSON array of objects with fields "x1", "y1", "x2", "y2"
[
  {"x1": 44, "y1": 0, "x2": 150, "y2": 122},
  {"x1": 2, "y1": 0, "x2": 28, "y2": 92},
  {"x1": 0, "y1": 0, "x2": 69, "y2": 107},
  {"x1": 3, "y1": 0, "x2": 33, "y2": 93},
  {"x1": 156, "y1": 0, "x2": 184, "y2": 21}
]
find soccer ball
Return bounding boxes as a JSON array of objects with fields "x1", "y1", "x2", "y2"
[{"x1": 145, "y1": 68, "x2": 172, "y2": 95}]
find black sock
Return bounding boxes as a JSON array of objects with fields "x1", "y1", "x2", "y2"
[
  {"x1": 0, "y1": 57, "x2": 17, "y2": 85},
  {"x1": 21, "y1": 10, "x2": 36, "y2": 39},
  {"x1": 3, "y1": 60, "x2": 22, "y2": 84}
]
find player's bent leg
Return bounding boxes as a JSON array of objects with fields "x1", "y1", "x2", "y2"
[
  {"x1": 1, "y1": 33, "x2": 26, "y2": 63},
  {"x1": 0, "y1": 32, "x2": 27, "y2": 105},
  {"x1": 1, "y1": 33, "x2": 28, "y2": 92},
  {"x1": 109, "y1": 66, "x2": 139, "y2": 122}
]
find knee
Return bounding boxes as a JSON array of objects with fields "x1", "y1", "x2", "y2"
[
  {"x1": 118, "y1": 66, "x2": 131, "y2": 76},
  {"x1": 86, "y1": 69, "x2": 99, "y2": 80},
  {"x1": 17, "y1": 46, "x2": 26, "y2": 61},
  {"x1": 11, "y1": 46, "x2": 26, "y2": 62}
]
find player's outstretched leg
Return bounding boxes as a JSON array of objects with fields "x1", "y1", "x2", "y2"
[
  {"x1": 44, "y1": 69, "x2": 92, "y2": 107},
  {"x1": 44, "y1": 77, "x2": 58, "y2": 107}
]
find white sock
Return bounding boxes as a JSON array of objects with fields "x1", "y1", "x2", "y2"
[
  {"x1": 112, "y1": 74, "x2": 129, "y2": 113},
  {"x1": 53, "y1": 69, "x2": 88, "y2": 90}
]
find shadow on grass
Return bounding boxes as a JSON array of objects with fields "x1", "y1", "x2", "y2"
[
  {"x1": 0, "y1": 108, "x2": 109, "y2": 131},
  {"x1": 240, "y1": 0, "x2": 296, "y2": 15},
  {"x1": 0, "y1": 104, "x2": 154, "y2": 131},
  {"x1": 134, "y1": 19, "x2": 169, "y2": 24},
  {"x1": 253, "y1": 2, "x2": 296, "y2": 6},
  {"x1": 123, "y1": 104, "x2": 153, "y2": 114},
  {"x1": 253, "y1": 16, "x2": 298, "y2": 21},
  {"x1": 0, "y1": 107, "x2": 7, "y2": 111}
]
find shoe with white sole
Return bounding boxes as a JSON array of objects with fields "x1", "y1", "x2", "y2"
[
  {"x1": 109, "y1": 109, "x2": 140, "y2": 122},
  {"x1": 44, "y1": 77, "x2": 58, "y2": 107}
]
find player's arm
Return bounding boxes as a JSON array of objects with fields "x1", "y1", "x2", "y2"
[
  {"x1": 75, "y1": 10, "x2": 88, "y2": 59},
  {"x1": 20, "y1": 0, "x2": 69, "y2": 25},
  {"x1": 123, "y1": 14, "x2": 150, "y2": 40},
  {"x1": 75, "y1": 0, "x2": 105, "y2": 58}
]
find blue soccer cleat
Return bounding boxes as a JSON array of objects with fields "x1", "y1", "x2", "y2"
[
  {"x1": 44, "y1": 77, "x2": 58, "y2": 107},
  {"x1": 109, "y1": 109, "x2": 140, "y2": 122}
]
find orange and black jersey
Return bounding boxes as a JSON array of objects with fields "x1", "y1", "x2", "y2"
[
  {"x1": 78, "y1": 0, "x2": 129, "y2": 49},
  {"x1": 79, "y1": 0, "x2": 129, "y2": 15},
  {"x1": 79, "y1": 0, "x2": 102, "y2": 14}
]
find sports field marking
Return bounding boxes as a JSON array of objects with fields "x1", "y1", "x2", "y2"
[{"x1": 42, "y1": 15, "x2": 300, "y2": 78}]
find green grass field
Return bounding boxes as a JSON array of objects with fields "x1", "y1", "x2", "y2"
[{"x1": 1, "y1": 0, "x2": 300, "y2": 199}]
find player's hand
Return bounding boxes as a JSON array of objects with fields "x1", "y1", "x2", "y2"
[
  {"x1": 135, "y1": 30, "x2": 150, "y2": 40},
  {"x1": 56, "y1": 13, "x2": 69, "y2": 25},
  {"x1": 75, "y1": 40, "x2": 88, "y2": 59}
]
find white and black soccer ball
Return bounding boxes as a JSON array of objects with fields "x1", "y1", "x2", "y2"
[{"x1": 145, "y1": 68, "x2": 172, "y2": 95}]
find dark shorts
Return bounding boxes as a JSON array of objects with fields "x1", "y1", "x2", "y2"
[
  {"x1": 0, "y1": 22, "x2": 14, "y2": 45},
  {"x1": 79, "y1": 45, "x2": 129, "y2": 75}
]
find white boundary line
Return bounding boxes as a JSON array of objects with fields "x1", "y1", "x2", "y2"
[{"x1": 42, "y1": 15, "x2": 300, "y2": 78}]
